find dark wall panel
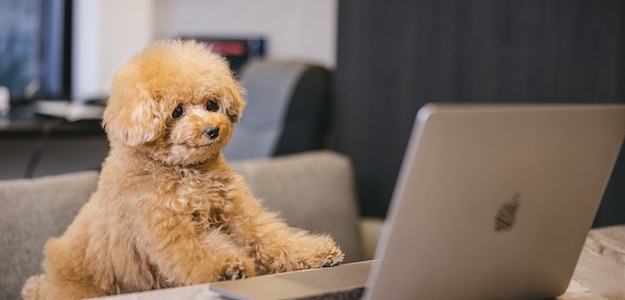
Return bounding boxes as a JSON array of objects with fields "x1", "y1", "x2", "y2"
[{"x1": 334, "y1": 0, "x2": 625, "y2": 226}]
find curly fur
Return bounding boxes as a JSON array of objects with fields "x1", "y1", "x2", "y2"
[{"x1": 22, "y1": 39, "x2": 344, "y2": 300}]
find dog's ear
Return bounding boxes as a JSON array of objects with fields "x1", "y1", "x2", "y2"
[
  {"x1": 102, "y1": 82, "x2": 165, "y2": 146},
  {"x1": 224, "y1": 83, "x2": 247, "y2": 123}
]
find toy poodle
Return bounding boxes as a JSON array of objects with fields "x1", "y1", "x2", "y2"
[{"x1": 22, "y1": 39, "x2": 344, "y2": 300}]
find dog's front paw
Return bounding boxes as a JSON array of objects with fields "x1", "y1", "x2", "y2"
[
  {"x1": 320, "y1": 246, "x2": 344, "y2": 268},
  {"x1": 218, "y1": 257, "x2": 256, "y2": 281},
  {"x1": 222, "y1": 263, "x2": 247, "y2": 281}
]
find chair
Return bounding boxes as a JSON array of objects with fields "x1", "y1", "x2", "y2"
[{"x1": 223, "y1": 60, "x2": 333, "y2": 161}]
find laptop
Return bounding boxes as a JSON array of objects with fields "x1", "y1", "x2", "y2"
[{"x1": 211, "y1": 103, "x2": 625, "y2": 300}]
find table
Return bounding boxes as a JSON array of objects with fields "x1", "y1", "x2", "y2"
[
  {"x1": 95, "y1": 225, "x2": 625, "y2": 300},
  {"x1": 0, "y1": 101, "x2": 107, "y2": 179},
  {"x1": 562, "y1": 224, "x2": 625, "y2": 299}
]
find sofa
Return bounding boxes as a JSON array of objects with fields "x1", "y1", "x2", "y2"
[{"x1": 0, "y1": 151, "x2": 381, "y2": 300}]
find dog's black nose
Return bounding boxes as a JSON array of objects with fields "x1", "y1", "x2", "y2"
[{"x1": 204, "y1": 126, "x2": 220, "y2": 139}]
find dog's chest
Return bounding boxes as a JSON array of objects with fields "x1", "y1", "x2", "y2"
[{"x1": 169, "y1": 171, "x2": 239, "y2": 231}]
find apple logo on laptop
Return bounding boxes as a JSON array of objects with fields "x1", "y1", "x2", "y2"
[{"x1": 495, "y1": 192, "x2": 521, "y2": 232}]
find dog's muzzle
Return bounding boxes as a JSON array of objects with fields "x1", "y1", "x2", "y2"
[{"x1": 204, "y1": 126, "x2": 220, "y2": 139}]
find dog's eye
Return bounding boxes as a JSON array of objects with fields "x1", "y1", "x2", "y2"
[
  {"x1": 206, "y1": 100, "x2": 219, "y2": 112},
  {"x1": 172, "y1": 106, "x2": 184, "y2": 118}
]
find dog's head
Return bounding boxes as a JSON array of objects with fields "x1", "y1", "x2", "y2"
[{"x1": 102, "y1": 40, "x2": 246, "y2": 166}]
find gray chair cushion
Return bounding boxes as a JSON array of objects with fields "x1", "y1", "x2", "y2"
[
  {"x1": 0, "y1": 171, "x2": 100, "y2": 300},
  {"x1": 224, "y1": 61, "x2": 332, "y2": 161}
]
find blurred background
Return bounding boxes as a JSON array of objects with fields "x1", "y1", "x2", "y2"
[{"x1": 1, "y1": 0, "x2": 624, "y2": 227}]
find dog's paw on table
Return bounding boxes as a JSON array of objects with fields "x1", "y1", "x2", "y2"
[
  {"x1": 321, "y1": 247, "x2": 345, "y2": 268},
  {"x1": 218, "y1": 258, "x2": 255, "y2": 281}
]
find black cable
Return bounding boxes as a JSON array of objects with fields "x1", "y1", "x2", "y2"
[{"x1": 24, "y1": 119, "x2": 64, "y2": 178}]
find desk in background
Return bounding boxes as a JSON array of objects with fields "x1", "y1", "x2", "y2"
[{"x1": 0, "y1": 102, "x2": 108, "y2": 179}]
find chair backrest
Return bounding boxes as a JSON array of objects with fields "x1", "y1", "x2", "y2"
[
  {"x1": 0, "y1": 171, "x2": 99, "y2": 300},
  {"x1": 223, "y1": 60, "x2": 332, "y2": 161},
  {"x1": 232, "y1": 151, "x2": 363, "y2": 263}
]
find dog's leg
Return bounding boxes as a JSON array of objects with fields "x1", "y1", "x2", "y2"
[
  {"x1": 27, "y1": 274, "x2": 101, "y2": 300},
  {"x1": 22, "y1": 274, "x2": 44, "y2": 300},
  {"x1": 140, "y1": 212, "x2": 256, "y2": 284},
  {"x1": 256, "y1": 226, "x2": 344, "y2": 275},
  {"x1": 230, "y1": 209, "x2": 344, "y2": 275}
]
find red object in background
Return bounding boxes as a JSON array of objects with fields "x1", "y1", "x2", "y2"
[
  {"x1": 207, "y1": 41, "x2": 247, "y2": 56},
  {"x1": 181, "y1": 37, "x2": 266, "y2": 73}
]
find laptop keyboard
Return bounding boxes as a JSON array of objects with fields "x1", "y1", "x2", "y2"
[{"x1": 294, "y1": 287, "x2": 365, "y2": 300}]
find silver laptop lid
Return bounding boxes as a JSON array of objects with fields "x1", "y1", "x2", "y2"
[{"x1": 365, "y1": 103, "x2": 625, "y2": 300}]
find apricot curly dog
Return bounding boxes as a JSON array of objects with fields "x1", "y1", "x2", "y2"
[{"x1": 22, "y1": 40, "x2": 344, "y2": 300}]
